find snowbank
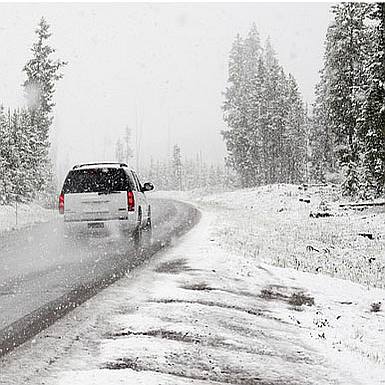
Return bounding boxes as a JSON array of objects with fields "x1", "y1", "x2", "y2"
[{"x1": 0, "y1": 202, "x2": 56, "y2": 233}]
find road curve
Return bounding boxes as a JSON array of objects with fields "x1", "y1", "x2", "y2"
[{"x1": 0, "y1": 198, "x2": 200, "y2": 357}]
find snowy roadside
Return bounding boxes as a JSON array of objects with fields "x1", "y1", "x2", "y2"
[
  {"x1": 156, "y1": 184, "x2": 385, "y2": 289},
  {"x1": 1, "y1": 190, "x2": 385, "y2": 384},
  {"x1": 0, "y1": 202, "x2": 56, "y2": 233},
  {"x1": 156, "y1": 186, "x2": 385, "y2": 377}
]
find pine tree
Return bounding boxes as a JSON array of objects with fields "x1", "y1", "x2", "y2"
[
  {"x1": 223, "y1": 30, "x2": 265, "y2": 187},
  {"x1": 222, "y1": 26, "x2": 307, "y2": 188},
  {"x1": 0, "y1": 106, "x2": 11, "y2": 204},
  {"x1": 310, "y1": 76, "x2": 336, "y2": 181},
  {"x1": 359, "y1": 3, "x2": 385, "y2": 197},
  {"x1": 283, "y1": 74, "x2": 306, "y2": 183},
  {"x1": 244, "y1": 26, "x2": 264, "y2": 185},
  {"x1": 261, "y1": 38, "x2": 284, "y2": 184},
  {"x1": 222, "y1": 34, "x2": 251, "y2": 187},
  {"x1": 315, "y1": 3, "x2": 371, "y2": 195},
  {"x1": 22, "y1": 17, "x2": 67, "y2": 195}
]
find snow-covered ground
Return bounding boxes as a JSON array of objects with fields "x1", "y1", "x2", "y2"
[
  {"x1": 0, "y1": 202, "x2": 56, "y2": 233},
  {"x1": 158, "y1": 184, "x2": 385, "y2": 289},
  {"x1": 1, "y1": 186, "x2": 385, "y2": 384}
]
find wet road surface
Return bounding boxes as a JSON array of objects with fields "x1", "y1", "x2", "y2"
[{"x1": 0, "y1": 198, "x2": 199, "y2": 356}]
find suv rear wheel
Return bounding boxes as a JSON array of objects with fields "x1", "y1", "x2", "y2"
[
  {"x1": 144, "y1": 206, "x2": 152, "y2": 231},
  {"x1": 133, "y1": 209, "x2": 143, "y2": 249},
  {"x1": 142, "y1": 206, "x2": 152, "y2": 248}
]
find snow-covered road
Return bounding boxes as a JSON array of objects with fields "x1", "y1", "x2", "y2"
[
  {"x1": 0, "y1": 198, "x2": 199, "y2": 357},
  {"x1": 2, "y1": 191, "x2": 384, "y2": 384}
]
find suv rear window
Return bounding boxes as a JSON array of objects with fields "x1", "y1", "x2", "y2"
[{"x1": 62, "y1": 168, "x2": 131, "y2": 194}]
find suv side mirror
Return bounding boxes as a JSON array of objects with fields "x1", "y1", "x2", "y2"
[{"x1": 142, "y1": 182, "x2": 154, "y2": 192}]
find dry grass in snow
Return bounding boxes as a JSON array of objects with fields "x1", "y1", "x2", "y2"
[{"x1": 187, "y1": 184, "x2": 385, "y2": 289}]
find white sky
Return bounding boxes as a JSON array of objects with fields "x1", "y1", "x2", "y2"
[{"x1": 0, "y1": 2, "x2": 333, "y2": 174}]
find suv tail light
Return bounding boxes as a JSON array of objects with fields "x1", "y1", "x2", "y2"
[
  {"x1": 127, "y1": 191, "x2": 135, "y2": 211},
  {"x1": 59, "y1": 193, "x2": 64, "y2": 214}
]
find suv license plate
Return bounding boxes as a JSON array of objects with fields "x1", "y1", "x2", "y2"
[{"x1": 88, "y1": 222, "x2": 104, "y2": 229}]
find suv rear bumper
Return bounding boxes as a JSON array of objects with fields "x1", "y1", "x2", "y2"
[{"x1": 64, "y1": 217, "x2": 137, "y2": 236}]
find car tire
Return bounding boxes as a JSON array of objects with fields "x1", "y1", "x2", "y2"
[
  {"x1": 133, "y1": 210, "x2": 143, "y2": 251},
  {"x1": 144, "y1": 206, "x2": 152, "y2": 231},
  {"x1": 142, "y1": 207, "x2": 152, "y2": 250}
]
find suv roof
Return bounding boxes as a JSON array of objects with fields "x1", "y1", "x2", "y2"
[{"x1": 73, "y1": 162, "x2": 128, "y2": 170}]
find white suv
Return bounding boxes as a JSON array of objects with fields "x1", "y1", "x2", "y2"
[{"x1": 59, "y1": 163, "x2": 154, "y2": 239}]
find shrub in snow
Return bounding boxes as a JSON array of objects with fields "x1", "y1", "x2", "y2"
[{"x1": 370, "y1": 302, "x2": 382, "y2": 312}]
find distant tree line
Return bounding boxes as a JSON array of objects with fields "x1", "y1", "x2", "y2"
[
  {"x1": 0, "y1": 17, "x2": 66, "y2": 205},
  {"x1": 311, "y1": 2, "x2": 385, "y2": 198},
  {"x1": 222, "y1": 24, "x2": 308, "y2": 188},
  {"x1": 141, "y1": 144, "x2": 235, "y2": 191}
]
